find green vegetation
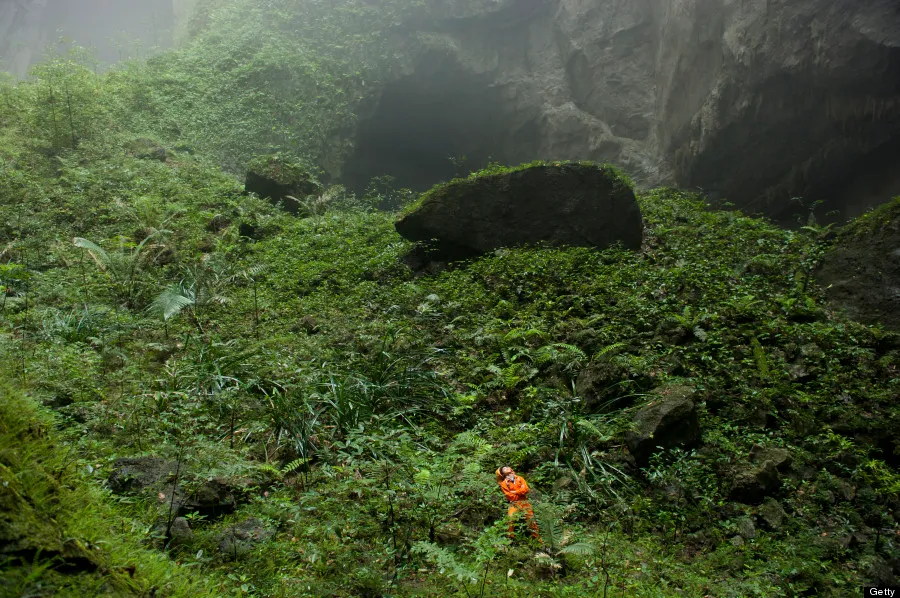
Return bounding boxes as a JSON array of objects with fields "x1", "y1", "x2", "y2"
[
  {"x1": 1, "y1": 1, "x2": 898, "y2": 596},
  {"x1": 0, "y1": 380, "x2": 222, "y2": 597},
  {"x1": 401, "y1": 160, "x2": 635, "y2": 217}
]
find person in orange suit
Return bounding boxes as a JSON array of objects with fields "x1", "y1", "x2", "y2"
[{"x1": 496, "y1": 466, "x2": 541, "y2": 541}]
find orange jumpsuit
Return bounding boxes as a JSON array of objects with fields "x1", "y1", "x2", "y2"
[{"x1": 495, "y1": 469, "x2": 540, "y2": 540}]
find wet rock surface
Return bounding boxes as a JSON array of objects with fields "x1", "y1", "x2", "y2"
[
  {"x1": 345, "y1": 0, "x2": 900, "y2": 221},
  {"x1": 729, "y1": 446, "x2": 793, "y2": 505},
  {"x1": 217, "y1": 518, "x2": 275, "y2": 558},
  {"x1": 815, "y1": 199, "x2": 900, "y2": 331},
  {"x1": 395, "y1": 162, "x2": 643, "y2": 264},
  {"x1": 624, "y1": 385, "x2": 700, "y2": 466}
]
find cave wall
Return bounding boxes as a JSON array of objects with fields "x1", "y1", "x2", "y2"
[
  {"x1": 345, "y1": 0, "x2": 900, "y2": 220},
  {"x1": 654, "y1": 0, "x2": 900, "y2": 221},
  {"x1": 0, "y1": 0, "x2": 177, "y2": 77}
]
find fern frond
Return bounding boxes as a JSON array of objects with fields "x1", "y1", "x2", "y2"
[
  {"x1": 559, "y1": 542, "x2": 595, "y2": 556},
  {"x1": 73, "y1": 237, "x2": 110, "y2": 269},
  {"x1": 150, "y1": 285, "x2": 194, "y2": 321},
  {"x1": 574, "y1": 418, "x2": 611, "y2": 442},
  {"x1": 282, "y1": 457, "x2": 310, "y2": 475},
  {"x1": 592, "y1": 342, "x2": 625, "y2": 361}
]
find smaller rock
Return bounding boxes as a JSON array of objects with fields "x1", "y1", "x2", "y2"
[
  {"x1": 757, "y1": 499, "x2": 786, "y2": 530},
  {"x1": 625, "y1": 385, "x2": 700, "y2": 465},
  {"x1": 108, "y1": 457, "x2": 175, "y2": 494},
  {"x1": 153, "y1": 517, "x2": 194, "y2": 548},
  {"x1": 730, "y1": 461, "x2": 780, "y2": 504},
  {"x1": 748, "y1": 445, "x2": 792, "y2": 470},
  {"x1": 244, "y1": 153, "x2": 322, "y2": 216},
  {"x1": 125, "y1": 138, "x2": 167, "y2": 162},
  {"x1": 736, "y1": 517, "x2": 756, "y2": 539},
  {"x1": 729, "y1": 535, "x2": 744, "y2": 547},
  {"x1": 206, "y1": 214, "x2": 231, "y2": 233},
  {"x1": 217, "y1": 518, "x2": 274, "y2": 558},
  {"x1": 730, "y1": 446, "x2": 793, "y2": 504},
  {"x1": 297, "y1": 315, "x2": 320, "y2": 334},
  {"x1": 177, "y1": 477, "x2": 239, "y2": 518}
]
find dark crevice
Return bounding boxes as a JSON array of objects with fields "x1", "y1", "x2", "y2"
[{"x1": 342, "y1": 58, "x2": 513, "y2": 193}]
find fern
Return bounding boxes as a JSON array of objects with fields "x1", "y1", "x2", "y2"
[
  {"x1": 591, "y1": 342, "x2": 625, "y2": 362},
  {"x1": 558, "y1": 542, "x2": 595, "y2": 556},
  {"x1": 412, "y1": 541, "x2": 478, "y2": 583},
  {"x1": 73, "y1": 237, "x2": 111, "y2": 269},
  {"x1": 150, "y1": 284, "x2": 194, "y2": 321},
  {"x1": 535, "y1": 343, "x2": 586, "y2": 367},
  {"x1": 281, "y1": 457, "x2": 310, "y2": 476}
]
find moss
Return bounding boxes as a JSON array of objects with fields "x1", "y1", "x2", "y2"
[
  {"x1": 246, "y1": 152, "x2": 321, "y2": 189},
  {"x1": 836, "y1": 195, "x2": 900, "y2": 240},
  {"x1": 0, "y1": 381, "x2": 222, "y2": 597},
  {"x1": 400, "y1": 160, "x2": 635, "y2": 217}
]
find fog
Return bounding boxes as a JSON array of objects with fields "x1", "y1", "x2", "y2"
[{"x1": 0, "y1": 0, "x2": 176, "y2": 76}]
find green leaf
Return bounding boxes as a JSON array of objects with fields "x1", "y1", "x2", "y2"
[{"x1": 150, "y1": 285, "x2": 194, "y2": 321}]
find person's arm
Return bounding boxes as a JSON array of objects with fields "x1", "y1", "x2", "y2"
[
  {"x1": 500, "y1": 481, "x2": 518, "y2": 501},
  {"x1": 510, "y1": 477, "x2": 529, "y2": 500},
  {"x1": 518, "y1": 477, "x2": 529, "y2": 498}
]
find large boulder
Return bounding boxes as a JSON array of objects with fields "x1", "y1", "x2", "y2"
[
  {"x1": 625, "y1": 385, "x2": 701, "y2": 466},
  {"x1": 245, "y1": 154, "x2": 323, "y2": 216},
  {"x1": 815, "y1": 197, "x2": 900, "y2": 331},
  {"x1": 108, "y1": 457, "x2": 274, "y2": 519},
  {"x1": 395, "y1": 161, "x2": 642, "y2": 262}
]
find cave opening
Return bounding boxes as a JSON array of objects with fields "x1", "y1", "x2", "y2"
[{"x1": 341, "y1": 64, "x2": 519, "y2": 194}]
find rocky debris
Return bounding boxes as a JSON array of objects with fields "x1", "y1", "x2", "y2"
[
  {"x1": 217, "y1": 518, "x2": 274, "y2": 558},
  {"x1": 244, "y1": 154, "x2": 322, "y2": 216},
  {"x1": 815, "y1": 198, "x2": 900, "y2": 331},
  {"x1": 736, "y1": 517, "x2": 757, "y2": 539},
  {"x1": 395, "y1": 162, "x2": 643, "y2": 264},
  {"x1": 125, "y1": 138, "x2": 167, "y2": 162},
  {"x1": 757, "y1": 499, "x2": 786, "y2": 531},
  {"x1": 624, "y1": 385, "x2": 700, "y2": 466},
  {"x1": 729, "y1": 446, "x2": 793, "y2": 505},
  {"x1": 153, "y1": 517, "x2": 194, "y2": 548},
  {"x1": 107, "y1": 457, "x2": 176, "y2": 494},
  {"x1": 206, "y1": 214, "x2": 231, "y2": 233},
  {"x1": 176, "y1": 477, "x2": 239, "y2": 518},
  {"x1": 108, "y1": 457, "x2": 272, "y2": 520}
]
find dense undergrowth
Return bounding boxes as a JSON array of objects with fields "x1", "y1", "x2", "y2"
[{"x1": 2, "y1": 2, "x2": 900, "y2": 596}]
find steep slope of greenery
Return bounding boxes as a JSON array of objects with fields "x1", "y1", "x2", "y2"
[
  {"x1": 2, "y1": 119, "x2": 898, "y2": 594},
  {"x1": 1, "y1": 2, "x2": 899, "y2": 595},
  {"x1": 0, "y1": 380, "x2": 223, "y2": 597}
]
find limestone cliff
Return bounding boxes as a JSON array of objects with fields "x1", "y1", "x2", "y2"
[{"x1": 343, "y1": 0, "x2": 900, "y2": 222}]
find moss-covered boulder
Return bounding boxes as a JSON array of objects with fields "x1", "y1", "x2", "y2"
[
  {"x1": 729, "y1": 446, "x2": 792, "y2": 505},
  {"x1": 244, "y1": 153, "x2": 323, "y2": 216},
  {"x1": 815, "y1": 196, "x2": 900, "y2": 331},
  {"x1": 625, "y1": 385, "x2": 701, "y2": 465},
  {"x1": 395, "y1": 161, "x2": 643, "y2": 262},
  {"x1": 125, "y1": 138, "x2": 167, "y2": 162}
]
